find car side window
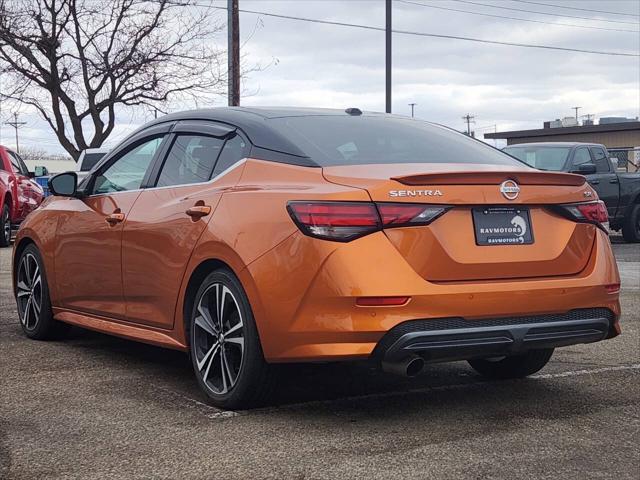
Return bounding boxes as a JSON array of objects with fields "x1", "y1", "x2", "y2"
[
  {"x1": 7, "y1": 151, "x2": 28, "y2": 176},
  {"x1": 572, "y1": 147, "x2": 592, "y2": 167},
  {"x1": 212, "y1": 133, "x2": 248, "y2": 177},
  {"x1": 156, "y1": 135, "x2": 224, "y2": 187},
  {"x1": 93, "y1": 137, "x2": 164, "y2": 195},
  {"x1": 590, "y1": 147, "x2": 611, "y2": 173}
]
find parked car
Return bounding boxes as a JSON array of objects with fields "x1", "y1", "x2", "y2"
[
  {"x1": 13, "y1": 108, "x2": 620, "y2": 409},
  {"x1": 76, "y1": 147, "x2": 109, "y2": 182},
  {"x1": 503, "y1": 142, "x2": 640, "y2": 242},
  {"x1": 0, "y1": 145, "x2": 44, "y2": 247}
]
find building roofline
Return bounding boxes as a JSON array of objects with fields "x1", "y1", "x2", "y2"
[{"x1": 484, "y1": 121, "x2": 640, "y2": 140}]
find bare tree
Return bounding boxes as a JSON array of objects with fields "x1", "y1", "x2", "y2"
[{"x1": 0, "y1": 0, "x2": 226, "y2": 160}]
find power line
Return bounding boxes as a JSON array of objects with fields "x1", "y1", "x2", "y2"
[
  {"x1": 199, "y1": 4, "x2": 639, "y2": 57},
  {"x1": 398, "y1": 0, "x2": 638, "y2": 33},
  {"x1": 510, "y1": 0, "x2": 640, "y2": 19},
  {"x1": 451, "y1": 0, "x2": 640, "y2": 26}
]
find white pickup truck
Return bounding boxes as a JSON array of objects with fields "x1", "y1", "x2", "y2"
[{"x1": 76, "y1": 148, "x2": 109, "y2": 182}]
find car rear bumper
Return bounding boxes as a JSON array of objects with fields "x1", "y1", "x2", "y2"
[
  {"x1": 372, "y1": 308, "x2": 616, "y2": 365},
  {"x1": 247, "y1": 229, "x2": 621, "y2": 362}
]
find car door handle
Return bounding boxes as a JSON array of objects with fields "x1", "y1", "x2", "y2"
[
  {"x1": 186, "y1": 205, "x2": 211, "y2": 219},
  {"x1": 590, "y1": 180, "x2": 600, "y2": 185},
  {"x1": 105, "y1": 212, "x2": 125, "y2": 225},
  {"x1": 609, "y1": 178, "x2": 619, "y2": 184}
]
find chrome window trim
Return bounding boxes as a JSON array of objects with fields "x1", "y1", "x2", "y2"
[{"x1": 84, "y1": 157, "x2": 248, "y2": 198}]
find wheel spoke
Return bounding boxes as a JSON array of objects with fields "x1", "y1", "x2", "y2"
[
  {"x1": 218, "y1": 285, "x2": 229, "y2": 328},
  {"x1": 32, "y1": 274, "x2": 41, "y2": 292},
  {"x1": 221, "y1": 347, "x2": 236, "y2": 387},
  {"x1": 197, "y1": 342, "x2": 219, "y2": 371},
  {"x1": 23, "y1": 297, "x2": 31, "y2": 326},
  {"x1": 202, "y1": 344, "x2": 220, "y2": 383},
  {"x1": 23, "y1": 257, "x2": 31, "y2": 285},
  {"x1": 219, "y1": 350, "x2": 228, "y2": 393},
  {"x1": 196, "y1": 304, "x2": 217, "y2": 337},
  {"x1": 31, "y1": 264, "x2": 40, "y2": 286},
  {"x1": 32, "y1": 296, "x2": 41, "y2": 315},
  {"x1": 17, "y1": 281, "x2": 30, "y2": 297},
  {"x1": 225, "y1": 319, "x2": 243, "y2": 336},
  {"x1": 225, "y1": 336, "x2": 244, "y2": 353}
]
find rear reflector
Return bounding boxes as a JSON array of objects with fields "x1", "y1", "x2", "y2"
[
  {"x1": 605, "y1": 283, "x2": 620, "y2": 294},
  {"x1": 552, "y1": 201, "x2": 608, "y2": 232},
  {"x1": 356, "y1": 296, "x2": 410, "y2": 306},
  {"x1": 287, "y1": 201, "x2": 450, "y2": 241}
]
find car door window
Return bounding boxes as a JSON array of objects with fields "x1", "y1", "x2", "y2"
[
  {"x1": 93, "y1": 137, "x2": 163, "y2": 194},
  {"x1": 572, "y1": 147, "x2": 592, "y2": 168},
  {"x1": 212, "y1": 133, "x2": 248, "y2": 177},
  {"x1": 591, "y1": 147, "x2": 611, "y2": 173},
  {"x1": 156, "y1": 135, "x2": 224, "y2": 187},
  {"x1": 7, "y1": 151, "x2": 28, "y2": 176}
]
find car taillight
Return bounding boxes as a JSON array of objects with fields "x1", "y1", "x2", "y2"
[
  {"x1": 377, "y1": 203, "x2": 450, "y2": 227},
  {"x1": 554, "y1": 201, "x2": 608, "y2": 231},
  {"x1": 287, "y1": 202, "x2": 380, "y2": 241},
  {"x1": 287, "y1": 201, "x2": 450, "y2": 241}
]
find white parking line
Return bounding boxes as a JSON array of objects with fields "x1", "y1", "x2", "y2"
[
  {"x1": 254, "y1": 363, "x2": 640, "y2": 413},
  {"x1": 532, "y1": 363, "x2": 640, "y2": 379},
  {"x1": 152, "y1": 385, "x2": 241, "y2": 419}
]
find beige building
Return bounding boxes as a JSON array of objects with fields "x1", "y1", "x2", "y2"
[{"x1": 485, "y1": 121, "x2": 640, "y2": 149}]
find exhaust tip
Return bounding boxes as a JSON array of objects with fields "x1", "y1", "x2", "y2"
[
  {"x1": 382, "y1": 354, "x2": 426, "y2": 377},
  {"x1": 405, "y1": 356, "x2": 425, "y2": 377}
]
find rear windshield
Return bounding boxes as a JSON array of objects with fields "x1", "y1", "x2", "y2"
[
  {"x1": 269, "y1": 116, "x2": 524, "y2": 167},
  {"x1": 81, "y1": 152, "x2": 107, "y2": 171},
  {"x1": 503, "y1": 146, "x2": 570, "y2": 171}
]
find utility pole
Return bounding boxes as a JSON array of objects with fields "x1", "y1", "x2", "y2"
[
  {"x1": 228, "y1": 0, "x2": 240, "y2": 106},
  {"x1": 5, "y1": 112, "x2": 26, "y2": 153},
  {"x1": 572, "y1": 106, "x2": 581, "y2": 122},
  {"x1": 462, "y1": 113, "x2": 475, "y2": 136},
  {"x1": 408, "y1": 103, "x2": 416, "y2": 117},
  {"x1": 385, "y1": 0, "x2": 391, "y2": 113}
]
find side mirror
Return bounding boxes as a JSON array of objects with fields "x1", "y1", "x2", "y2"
[
  {"x1": 48, "y1": 172, "x2": 78, "y2": 197},
  {"x1": 571, "y1": 163, "x2": 597, "y2": 175},
  {"x1": 34, "y1": 165, "x2": 49, "y2": 177}
]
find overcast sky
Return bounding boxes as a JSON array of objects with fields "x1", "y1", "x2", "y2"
[{"x1": 1, "y1": 0, "x2": 639, "y2": 155}]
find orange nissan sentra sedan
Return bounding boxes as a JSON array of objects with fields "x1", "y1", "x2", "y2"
[{"x1": 13, "y1": 107, "x2": 620, "y2": 408}]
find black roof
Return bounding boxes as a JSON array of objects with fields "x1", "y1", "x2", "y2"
[
  {"x1": 485, "y1": 121, "x2": 640, "y2": 140},
  {"x1": 125, "y1": 107, "x2": 398, "y2": 161}
]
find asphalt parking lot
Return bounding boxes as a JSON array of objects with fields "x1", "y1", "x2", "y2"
[{"x1": 0, "y1": 238, "x2": 638, "y2": 479}]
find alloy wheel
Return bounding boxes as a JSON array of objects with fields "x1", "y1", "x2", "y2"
[
  {"x1": 2, "y1": 209, "x2": 9, "y2": 244},
  {"x1": 193, "y1": 283, "x2": 245, "y2": 395},
  {"x1": 16, "y1": 253, "x2": 42, "y2": 330}
]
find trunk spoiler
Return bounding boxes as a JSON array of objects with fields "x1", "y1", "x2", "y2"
[{"x1": 392, "y1": 171, "x2": 586, "y2": 187}]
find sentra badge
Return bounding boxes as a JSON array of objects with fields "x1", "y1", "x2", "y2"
[{"x1": 389, "y1": 190, "x2": 443, "y2": 197}]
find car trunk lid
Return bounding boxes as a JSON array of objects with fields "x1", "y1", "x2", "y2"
[{"x1": 322, "y1": 163, "x2": 597, "y2": 282}]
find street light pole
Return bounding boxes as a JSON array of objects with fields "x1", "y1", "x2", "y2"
[
  {"x1": 385, "y1": 0, "x2": 391, "y2": 113},
  {"x1": 408, "y1": 103, "x2": 416, "y2": 117}
]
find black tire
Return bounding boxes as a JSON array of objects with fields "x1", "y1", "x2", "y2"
[
  {"x1": 0, "y1": 203, "x2": 10, "y2": 247},
  {"x1": 15, "y1": 244, "x2": 70, "y2": 340},
  {"x1": 189, "y1": 268, "x2": 276, "y2": 409},
  {"x1": 621, "y1": 203, "x2": 640, "y2": 243},
  {"x1": 468, "y1": 348, "x2": 554, "y2": 379}
]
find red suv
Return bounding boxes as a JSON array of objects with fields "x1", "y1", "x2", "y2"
[{"x1": 0, "y1": 145, "x2": 44, "y2": 247}]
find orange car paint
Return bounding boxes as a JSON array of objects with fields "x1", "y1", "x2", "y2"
[{"x1": 13, "y1": 158, "x2": 620, "y2": 360}]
